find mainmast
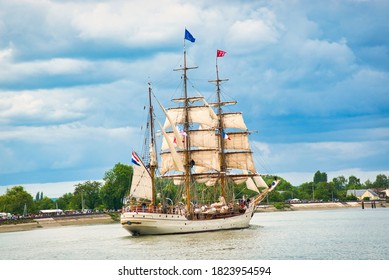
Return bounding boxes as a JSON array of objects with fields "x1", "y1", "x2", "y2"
[
  {"x1": 173, "y1": 39, "x2": 197, "y2": 212},
  {"x1": 148, "y1": 82, "x2": 157, "y2": 206}
]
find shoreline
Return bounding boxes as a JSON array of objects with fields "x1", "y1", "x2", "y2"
[
  {"x1": 256, "y1": 201, "x2": 388, "y2": 212},
  {"x1": 0, "y1": 214, "x2": 116, "y2": 233}
]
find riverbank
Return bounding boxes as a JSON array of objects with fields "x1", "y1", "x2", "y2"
[
  {"x1": 256, "y1": 201, "x2": 388, "y2": 212},
  {"x1": 0, "y1": 213, "x2": 117, "y2": 233}
]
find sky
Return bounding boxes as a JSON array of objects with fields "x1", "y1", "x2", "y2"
[{"x1": 0, "y1": 0, "x2": 388, "y2": 197}]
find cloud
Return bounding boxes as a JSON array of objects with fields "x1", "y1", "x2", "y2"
[
  {"x1": 71, "y1": 1, "x2": 201, "y2": 46},
  {"x1": 226, "y1": 9, "x2": 282, "y2": 53},
  {"x1": 253, "y1": 138, "x2": 389, "y2": 175},
  {"x1": 0, "y1": 89, "x2": 88, "y2": 125},
  {"x1": 0, "y1": 124, "x2": 138, "y2": 184}
]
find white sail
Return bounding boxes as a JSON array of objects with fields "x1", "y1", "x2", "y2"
[
  {"x1": 160, "y1": 153, "x2": 184, "y2": 175},
  {"x1": 161, "y1": 149, "x2": 220, "y2": 175},
  {"x1": 246, "y1": 177, "x2": 260, "y2": 193},
  {"x1": 223, "y1": 132, "x2": 250, "y2": 150},
  {"x1": 253, "y1": 175, "x2": 269, "y2": 188},
  {"x1": 158, "y1": 100, "x2": 184, "y2": 149},
  {"x1": 161, "y1": 129, "x2": 218, "y2": 150},
  {"x1": 129, "y1": 163, "x2": 153, "y2": 200},
  {"x1": 188, "y1": 149, "x2": 220, "y2": 172},
  {"x1": 222, "y1": 112, "x2": 247, "y2": 130},
  {"x1": 201, "y1": 96, "x2": 219, "y2": 121},
  {"x1": 225, "y1": 152, "x2": 256, "y2": 173},
  {"x1": 163, "y1": 106, "x2": 218, "y2": 129},
  {"x1": 158, "y1": 120, "x2": 185, "y2": 174},
  {"x1": 231, "y1": 177, "x2": 248, "y2": 185},
  {"x1": 190, "y1": 129, "x2": 218, "y2": 149}
]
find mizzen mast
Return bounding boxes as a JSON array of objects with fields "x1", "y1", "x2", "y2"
[{"x1": 148, "y1": 82, "x2": 157, "y2": 206}]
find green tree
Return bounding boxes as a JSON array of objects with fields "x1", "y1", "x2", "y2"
[
  {"x1": 100, "y1": 163, "x2": 133, "y2": 210},
  {"x1": 332, "y1": 176, "x2": 347, "y2": 191},
  {"x1": 314, "y1": 182, "x2": 331, "y2": 201},
  {"x1": 35, "y1": 196, "x2": 55, "y2": 211},
  {"x1": 373, "y1": 174, "x2": 389, "y2": 189},
  {"x1": 268, "y1": 191, "x2": 284, "y2": 202},
  {"x1": 364, "y1": 179, "x2": 373, "y2": 188},
  {"x1": 56, "y1": 192, "x2": 74, "y2": 210},
  {"x1": 73, "y1": 181, "x2": 102, "y2": 210},
  {"x1": 313, "y1": 170, "x2": 327, "y2": 184},
  {"x1": 347, "y1": 175, "x2": 361, "y2": 190},
  {"x1": 297, "y1": 182, "x2": 315, "y2": 201},
  {"x1": 0, "y1": 186, "x2": 34, "y2": 215}
]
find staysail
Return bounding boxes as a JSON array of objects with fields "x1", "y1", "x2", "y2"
[{"x1": 129, "y1": 152, "x2": 153, "y2": 200}]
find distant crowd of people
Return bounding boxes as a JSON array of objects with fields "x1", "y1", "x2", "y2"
[{"x1": 0, "y1": 209, "x2": 120, "y2": 224}]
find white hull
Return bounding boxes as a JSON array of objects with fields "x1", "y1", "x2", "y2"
[{"x1": 120, "y1": 204, "x2": 255, "y2": 235}]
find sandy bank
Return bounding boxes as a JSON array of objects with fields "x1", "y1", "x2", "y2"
[
  {"x1": 290, "y1": 202, "x2": 360, "y2": 210},
  {"x1": 256, "y1": 201, "x2": 387, "y2": 212},
  {"x1": 0, "y1": 214, "x2": 116, "y2": 233}
]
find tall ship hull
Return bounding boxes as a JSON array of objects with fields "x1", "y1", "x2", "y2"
[
  {"x1": 121, "y1": 204, "x2": 255, "y2": 236},
  {"x1": 120, "y1": 29, "x2": 279, "y2": 236}
]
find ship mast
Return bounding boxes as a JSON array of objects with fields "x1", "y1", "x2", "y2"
[
  {"x1": 148, "y1": 82, "x2": 157, "y2": 206},
  {"x1": 209, "y1": 55, "x2": 229, "y2": 199},
  {"x1": 174, "y1": 42, "x2": 197, "y2": 212}
]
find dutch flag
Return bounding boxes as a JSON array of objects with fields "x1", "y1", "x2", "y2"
[{"x1": 131, "y1": 151, "x2": 141, "y2": 166}]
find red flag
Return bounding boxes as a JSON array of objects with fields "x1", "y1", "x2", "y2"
[{"x1": 217, "y1": 49, "x2": 227, "y2": 57}]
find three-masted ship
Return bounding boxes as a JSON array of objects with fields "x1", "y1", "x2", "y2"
[{"x1": 121, "y1": 32, "x2": 279, "y2": 235}]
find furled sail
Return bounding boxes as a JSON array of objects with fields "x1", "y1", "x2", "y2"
[{"x1": 149, "y1": 143, "x2": 157, "y2": 166}]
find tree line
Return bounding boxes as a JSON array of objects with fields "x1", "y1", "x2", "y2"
[
  {"x1": 1, "y1": 164, "x2": 388, "y2": 216},
  {"x1": 265, "y1": 171, "x2": 389, "y2": 203},
  {"x1": 0, "y1": 163, "x2": 132, "y2": 216}
]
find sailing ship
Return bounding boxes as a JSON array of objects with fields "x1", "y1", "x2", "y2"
[{"x1": 120, "y1": 30, "x2": 279, "y2": 235}]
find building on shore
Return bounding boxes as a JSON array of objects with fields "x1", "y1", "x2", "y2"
[{"x1": 346, "y1": 189, "x2": 380, "y2": 201}]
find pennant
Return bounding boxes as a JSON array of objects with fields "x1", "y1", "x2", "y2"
[
  {"x1": 184, "y1": 29, "x2": 196, "y2": 43},
  {"x1": 223, "y1": 132, "x2": 231, "y2": 140},
  {"x1": 131, "y1": 151, "x2": 141, "y2": 166},
  {"x1": 217, "y1": 49, "x2": 227, "y2": 57}
]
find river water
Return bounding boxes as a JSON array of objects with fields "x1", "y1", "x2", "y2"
[{"x1": 1, "y1": 208, "x2": 388, "y2": 260}]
